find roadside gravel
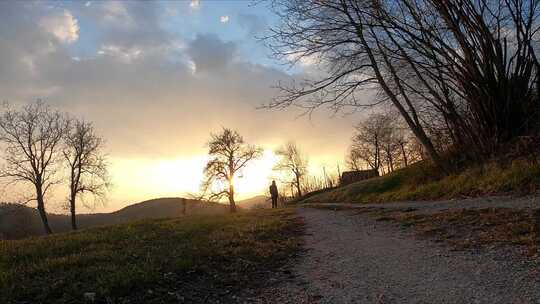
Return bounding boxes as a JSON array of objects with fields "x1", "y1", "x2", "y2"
[{"x1": 247, "y1": 207, "x2": 540, "y2": 304}]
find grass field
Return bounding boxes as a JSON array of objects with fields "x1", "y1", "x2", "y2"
[
  {"x1": 299, "y1": 160, "x2": 540, "y2": 205},
  {"x1": 0, "y1": 208, "x2": 303, "y2": 304}
]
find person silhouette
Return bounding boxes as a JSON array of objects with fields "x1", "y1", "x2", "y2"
[{"x1": 269, "y1": 180, "x2": 279, "y2": 208}]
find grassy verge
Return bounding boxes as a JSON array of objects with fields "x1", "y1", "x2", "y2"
[
  {"x1": 381, "y1": 208, "x2": 538, "y2": 254},
  {"x1": 319, "y1": 206, "x2": 539, "y2": 256},
  {"x1": 0, "y1": 208, "x2": 303, "y2": 304},
  {"x1": 299, "y1": 160, "x2": 540, "y2": 204}
]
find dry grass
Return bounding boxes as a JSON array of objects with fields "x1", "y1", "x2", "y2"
[
  {"x1": 369, "y1": 208, "x2": 539, "y2": 255},
  {"x1": 299, "y1": 159, "x2": 540, "y2": 205},
  {"x1": 0, "y1": 208, "x2": 303, "y2": 304}
]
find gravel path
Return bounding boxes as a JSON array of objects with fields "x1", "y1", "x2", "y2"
[
  {"x1": 308, "y1": 195, "x2": 540, "y2": 214},
  {"x1": 248, "y1": 207, "x2": 540, "y2": 304}
]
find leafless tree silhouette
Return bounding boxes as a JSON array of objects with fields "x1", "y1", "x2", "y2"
[
  {"x1": 267, "y1": 0, "x2": 540, "y2": 170},
  {"x1": 63, "y1": 119, "x2": 109, "y2": 230},
  {"x1": 200, "y1": 128, "x2": 262, "y2": 212},
  {"x1": 348, "y1": 112, "x2": 421, "y2": 174},
  {"x1": 274, "y1": 141, "x2": 308, "y2": 197},
  {"x1": 0, "y1": 102, "x2": 69, "y2": 234}
]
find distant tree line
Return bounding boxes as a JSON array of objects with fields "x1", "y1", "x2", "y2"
[
  {"x1": 266, "y1": 0, "x2": 540, "y2": 172},
  {"x1": 274, "y1": 141, "x2": 308, "y2": 197},
  {"x1": 273, "y1": 141, "x2": 343, "y2": 198},
  {"x1": 0, "y1": 101, "x2": 109, "y2": 234},
  {"x1": 347, "y1": 112, "x2": 424, "y2": 175}
]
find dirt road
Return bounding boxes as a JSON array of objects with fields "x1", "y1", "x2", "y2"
[{"x1": 248, "y1": 206, "x2": 540, "y2": 304}]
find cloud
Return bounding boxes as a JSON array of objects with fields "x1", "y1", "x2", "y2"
[
  {"x1": 220, "y1": 15, "x2": 230, "y2": 23},
  {"x1": 39, "y1": 9, "x2": 79, "y2": 44},
  {"x1": 0, "y1": 1, "x2": 362, "y2": 209},
  {"x1": 190, "y1": 0, "x2": 200, "y2": 9},
  {"x1": 97, "y1": 45, "x2": 142, "y2": 63},
  {"x1": 100, "y1": 1, "x2": 134, "y2": 28},
  {"x1": 95, "y1": 2, "x2": 172, "y2": 51},
  {"x1": 187, "y1": 34, "x2": 236, "y2": 73},
  {"x1": 286, "y1": 52, "x2": 319, "y2": 67}
]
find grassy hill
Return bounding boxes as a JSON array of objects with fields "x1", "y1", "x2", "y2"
[
  {"x1": 299, "y1": 160, "x2": 540, "y2": 205},
  {"x1": 0, "y1": 198, "x2": 228, "y2": 240},
  {"x1": 0, "y1": 208, "x2": 303, "y2": 304},
  {"x1": 237, "y1": 195, "x2": 270, "y2": 209}
]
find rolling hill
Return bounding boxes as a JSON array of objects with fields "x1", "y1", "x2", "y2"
[
  {"x1": 0, "y1": 197, "x2": 228, "y2": 240},
  {"x1": 237, "y1": 195, "x2": 270, "y2": 209}
]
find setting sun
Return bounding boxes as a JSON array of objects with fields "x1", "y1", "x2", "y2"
[
  {"x1": 106, "y1": 149, "x2": 280, "y2": 211},
  {"x1": 232, "y1": 149, "x2": 280, "y2": 197}
]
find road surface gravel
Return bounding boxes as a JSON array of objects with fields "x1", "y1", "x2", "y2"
[{"x1": 246, "y1": 206, "x2": 540, "y2": 304}]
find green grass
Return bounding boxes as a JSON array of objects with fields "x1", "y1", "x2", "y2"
[
  {"x1": 0, "y1": 209, "x2": 303, "y2": 304},
  {"x1": 299, "y1": 160, "x2": 540, "y2": 204}
]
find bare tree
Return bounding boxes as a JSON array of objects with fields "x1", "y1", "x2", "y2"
[
  {"x1": 348, "y1": 114, "x2": 389, "y2": 173},
  {"x1": 274, "y1": 141, "x2": 308, "y2": 197},
  {"x1": 267, "y1": 0, "x2": 540, "y2": 169},
  {"x1": 349, "y1": 112, "x2": 420, "y2": 174},
  {"x1": 200, "y1": 128, "x2": 262, "y2": 212},
  {"x1": 0, "y1": 102, "x2": 69, "y2": 234},
  {"x1": 346, "y1": 147, "x2": 365, "y2": 171},
  {"x1": 63, "y1": 119, "x2": 109, "y2": 230}
]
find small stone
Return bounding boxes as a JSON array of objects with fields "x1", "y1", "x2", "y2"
[{"x1": 83, "y1": 292, "x2": 96, "y2": 302}]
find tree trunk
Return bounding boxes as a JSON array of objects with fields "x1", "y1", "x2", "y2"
[
  {"x1": 387, "y1": 148, "x2": 394, "y2": 172},
  {"x1": 343, "y1": 11, "x2": 449, "y2": 173},
  {"x1": 182, "y1": 198, "x2": 187, "y2": 215},
  {"x1": 228, "y1": 183, "x2": 236, "y2": 213},
  {"x1": 295, "y1": 173, "x2": 302, "y2": 197},
  {"x1": 400, "y1": 143, "x2": 408, "y2": 167},
  {"x1": 36, "y1": 187, "x2": 52, "y2": 235},
  {"x1": 70, "y1": 193, "x2": 77, "y2": 230}
]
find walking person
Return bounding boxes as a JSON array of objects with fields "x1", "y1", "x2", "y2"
[{"x1": 269, "y1": 180, "x2": 279, "y2": 208}]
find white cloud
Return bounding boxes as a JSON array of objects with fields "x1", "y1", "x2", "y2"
[
  {"x1": 220, "y1": 15, "x2": 229, "y2": 23},
  {"x1": 190, "y1": 0, "x2": 200, "y2": 9},
  {"x1": 97, "y1": 44, "x2": 142, "y2": 63},
  {"x1": 101, "y1": 1, "x2": 134, "y2": 28},
  {"x1": 39, "y1": 9, "x2": 79, "y2": 44},
  {"x1": 286, "y1": 52, "x2": 318, "y2": 67},
  {"x1": 85, "y1": 1, "x2": 91, "y2": 7}
]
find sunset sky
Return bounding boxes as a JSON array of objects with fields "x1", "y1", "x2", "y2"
[{"x1": 0, "y1": 1, "x2": 366, "y2": 212}]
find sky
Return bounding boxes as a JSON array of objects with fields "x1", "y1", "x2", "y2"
[{"x1": 0, "y1": 0, "x2": 364, "y2": 213}]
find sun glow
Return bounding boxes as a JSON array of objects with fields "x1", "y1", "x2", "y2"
[
  {"x1": 106, "y1": 149, "x2": 279, "y2": 211},
  {"x1": 232, "y1": 149, "x2": 279, "y2": 198}
]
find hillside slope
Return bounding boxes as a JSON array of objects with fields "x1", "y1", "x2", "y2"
[
  {"x1": 237, "y1": 195, "x2": 270, "y2": 209},
  {"x1": 299, "y1": 160, "x2": 540, "y2": 205},
  {"x1": 0, "y1": 198, "x2": 228, "y2": 239}
]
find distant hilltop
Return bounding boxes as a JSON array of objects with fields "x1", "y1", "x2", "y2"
[
  {"x1": 0, "y1": 198, "x2": 228, "y2": 240},
  {"x1": 0, "y1": 196, "x2": 272, "y2": 240}
]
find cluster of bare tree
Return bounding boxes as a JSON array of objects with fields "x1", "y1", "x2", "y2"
[
  {"x1": 0, "y1": 102, "x2": 109, "y2": 234},
  {"x1": 267, "y1": 0, "x2": 540, "y2": 172},
  {"x1": 302, "y1": 168, "x2": 341, "y2": 192},
  {"x1": 273, "y1": 141, "x2": 345, "y2": 198},
  {"x1": 347, "y1": 112, "x2": 424, "y2": 174},
  {"x1": 274, "y1": 141, "x2": 308, "y2": 198}
]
